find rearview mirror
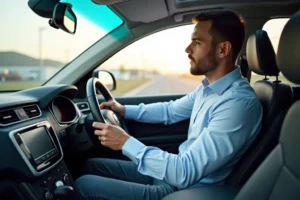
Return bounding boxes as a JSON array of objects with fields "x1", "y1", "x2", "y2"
[
  {"x1": 53, "y1": 3, "x2": 77, "y2": 34},
  {"x1": 93, "y1": 70, "x2": 116, "y2": 91}
]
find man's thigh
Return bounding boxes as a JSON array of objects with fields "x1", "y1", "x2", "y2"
[
  {"x1": 75, "y1": 175, "x2": 177, "y2": 200},
  {"x1": 84, "y1": 158, "x2": 153, "y2": 185}
]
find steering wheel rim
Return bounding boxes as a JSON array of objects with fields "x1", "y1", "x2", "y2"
[{"x1": 86, "y1": 77, "x2": 113, "y2": 123}]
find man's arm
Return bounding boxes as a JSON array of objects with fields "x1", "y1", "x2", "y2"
[
  {"x1": 122, "y1": 97, "x2": 262, "y2": 188},
  {"x1": 124, "y1": 87, "x2": 200, "y2": 125}
]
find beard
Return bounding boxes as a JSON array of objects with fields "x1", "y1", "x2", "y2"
[{"x1": 189, "y1": 46, "x2": 219, "y2": 76}]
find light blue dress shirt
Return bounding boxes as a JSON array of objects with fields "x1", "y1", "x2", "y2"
[{"x1": 122, "y1": 67, "x2": 263, "y2": 189}]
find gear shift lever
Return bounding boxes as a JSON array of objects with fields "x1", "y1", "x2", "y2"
[{"x1": 53, "y1": 180, "x2": 76, "y2": 200}]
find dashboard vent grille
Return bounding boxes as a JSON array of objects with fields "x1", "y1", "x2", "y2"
[
  {"x1": 0, "y1": 109, "x2": 19, "y2": 125},
  {"x1": 24, "y1": 105, "x2": 41, "y2": 118}
]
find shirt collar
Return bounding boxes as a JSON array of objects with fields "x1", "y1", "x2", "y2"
[{"x1": 201, "y1": 66, "x2": 242, "y2": 95}]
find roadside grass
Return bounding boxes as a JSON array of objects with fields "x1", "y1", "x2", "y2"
[
  {"x1": 110, "y1": 79, "x2": 151, "y2": 96},
  {"x1": 0, "y1": 81, "x2": 43, "y2": 91}
]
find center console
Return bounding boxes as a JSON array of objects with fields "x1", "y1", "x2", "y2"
[
  {"x1": 9, "y1": 121, "x2": 79, "y2": 200},
  {"x1": 29, "y1": 161, "x2": 78, "y2": 200}
]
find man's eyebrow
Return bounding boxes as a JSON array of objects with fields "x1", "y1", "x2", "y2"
[{"x1": 192, "y1": 37, "x2": 204, "y2": 42}]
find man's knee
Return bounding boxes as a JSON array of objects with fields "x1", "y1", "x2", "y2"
[
  {"x1": 75, "y1": 175, "x2": 109, "y2": 199},
  {"x1": 75, "y1": 175, "x2": 93, "y2": 196}
]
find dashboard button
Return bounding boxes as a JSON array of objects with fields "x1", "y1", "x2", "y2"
[
  {"x1": 35, "y1": 158, "x2": 42, "y2": 165},
  {"x1": 44, "y1": 190, "x2": 53, "y2": 200},
  {"x1": 15, "y1": 108, "x2": 28, "y2": 119}
]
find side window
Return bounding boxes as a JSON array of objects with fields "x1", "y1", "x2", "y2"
[
  {"x1": 98, "y1": 25, "x2": 203, "y2": 97},
  {"x1": 250, "y1": 18, "x2": 294, "y2": 85}
]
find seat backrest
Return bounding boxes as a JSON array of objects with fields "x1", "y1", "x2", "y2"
[
  {"x1": 226, "y1": 30, "x2": 293, "y2": 186},
  {"x1": 235, "y1": 11, "x2": 300, "y2": 200}
]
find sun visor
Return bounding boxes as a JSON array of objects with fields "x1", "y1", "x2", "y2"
[
  {"x1": 114, "y1": 0, "x2": 169, "y2": 23},
  {"x1": 91, "y1": 0, "x2": 129, "y2": 5}
]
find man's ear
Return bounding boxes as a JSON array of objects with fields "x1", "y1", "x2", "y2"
[{"x1": 217, "y1": 41, "x2": 232, "y2": 59}]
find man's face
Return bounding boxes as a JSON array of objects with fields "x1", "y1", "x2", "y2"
[{"x1": 185, "y1": 21, "x2": 219, "y2": 76}]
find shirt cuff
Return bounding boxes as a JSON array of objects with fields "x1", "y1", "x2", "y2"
[
  {"x1": 124, "y1": 105, "x2": 139, "y2": 120},
  {"x1": 122, "y1": 137, "x2": 145, "y2": 164}
]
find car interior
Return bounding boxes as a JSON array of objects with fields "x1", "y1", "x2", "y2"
[{"x1": 1, "y1": 0, "x2": 300, "y2": 199}]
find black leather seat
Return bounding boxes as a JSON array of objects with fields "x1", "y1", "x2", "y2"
[
  {"x1": 226, "y1": 30, "x2": 293, "y2": 186},
  {"x1": 163, "y1": 11, "x2": 300, "y2": 200}
]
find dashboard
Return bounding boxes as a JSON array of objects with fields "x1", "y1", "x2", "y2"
[{"x1": 0, "y1": 85, "x2": 93, "y2": 200}]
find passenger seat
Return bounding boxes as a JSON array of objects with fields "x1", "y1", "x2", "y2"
[{"x1": 226, "y1": 30, "x2": 293, "y2": 186}]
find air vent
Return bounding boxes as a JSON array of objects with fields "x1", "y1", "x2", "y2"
[
  {"x1": 23, "y1": 105, "x2": 41, "y2": 118},
  {"x1": 0, "y1": 109, "x2": 20, "y2": 125}
]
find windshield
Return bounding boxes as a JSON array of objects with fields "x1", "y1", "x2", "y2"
[{"x1": 0, "y1": 0, "x2": 123, "y2": 91}]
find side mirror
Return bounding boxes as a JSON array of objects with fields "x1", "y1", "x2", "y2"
[
  {"x1": 52, "y1": 3, "x2": 77, "y2": 34},
  {"x1": 93, "y1": 70, "x2": 116, "y2": 91}
]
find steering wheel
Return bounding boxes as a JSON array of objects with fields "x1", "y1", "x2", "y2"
[{"x1": 86, "y1": 77, "x2": 129, "y2": 139}]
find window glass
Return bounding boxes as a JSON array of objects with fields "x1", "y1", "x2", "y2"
[
  {"x1": 98, "y1": 25, "x2": 204, "y2": 97},
  {"x1": 0, "y1": 0, "x2": 123, "y2": 91}
]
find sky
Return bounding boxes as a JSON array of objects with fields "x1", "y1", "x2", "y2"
[
  {"x1": 0, "y1": 0, "x2": 105, "y2": 63},
  {"x1": 0, "y1": 0, "x2": 289, "y2": 75}
]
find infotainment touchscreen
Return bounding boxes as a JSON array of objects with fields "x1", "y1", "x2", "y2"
[{"x1": 20, "y1": 127, "x2": 57, "y2": 164}]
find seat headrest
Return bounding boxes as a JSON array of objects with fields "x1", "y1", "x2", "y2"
[
  {"x1": 277, "y1": 12, "x2": 300, "y2": 84},
  {"x1": 246, "y1": 30, "x2": 279, "y2": 76}
]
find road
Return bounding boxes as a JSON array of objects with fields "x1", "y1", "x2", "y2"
[{"x1": 123, "y1": 75, "x2": 201, "y2": 96}]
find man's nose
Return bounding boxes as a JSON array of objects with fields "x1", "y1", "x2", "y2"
[{"x1": 185, "y1": 45, "x2": 192, "y2": 54}]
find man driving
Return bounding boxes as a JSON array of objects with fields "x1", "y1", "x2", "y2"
[{"x1": 76, "y1": 9, "x2": 263, "y2": 200}]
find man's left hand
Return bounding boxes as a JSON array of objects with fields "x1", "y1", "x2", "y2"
[{"x1": 92, "y1": 122, "x2": 130, "y2": 151}]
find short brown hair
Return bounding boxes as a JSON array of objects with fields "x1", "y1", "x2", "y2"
[{"x1": 193, "y1": 10, "x2": 245, "y2": 62}]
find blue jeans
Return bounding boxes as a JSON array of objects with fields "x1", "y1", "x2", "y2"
[{"x1": 75, "y1": 158, "x2": 178, "y2": 200}]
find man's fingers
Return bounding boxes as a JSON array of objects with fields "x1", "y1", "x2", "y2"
[
  {"x1": 98, "y1": 136, "x2": 106, "y2": 141},
  {"x1": 98, "y1": 136, "x2": 108, "y2": 146},
  {"x1": 100, "y1": 101, "x2": 114, "y2": 109},
  {"x1": 94, "y1": 130, "x2": 107, "y2": 136},
  {"x1": 93, "y1": 122, "x2": 107, "y2": 129}
]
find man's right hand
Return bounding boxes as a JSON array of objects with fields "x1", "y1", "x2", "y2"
[{"x1": 99, "y1": 100, "x2": 126, "y2": 117}]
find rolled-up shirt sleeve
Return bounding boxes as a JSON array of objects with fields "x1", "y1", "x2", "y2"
[{"x1": 122, "y1": 97, "x2": 262, "y2": 188}]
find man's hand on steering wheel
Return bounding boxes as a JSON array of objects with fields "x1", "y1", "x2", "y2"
[
  {"x1": 93, "y1": 122, "x2": 130, "y2": 151},
  {"x1": 99, "y1": 100, "x2": 126, "y2": 118},
  {"x1": 86, "y1": 78, "x2": 130, "y2": 146}
]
